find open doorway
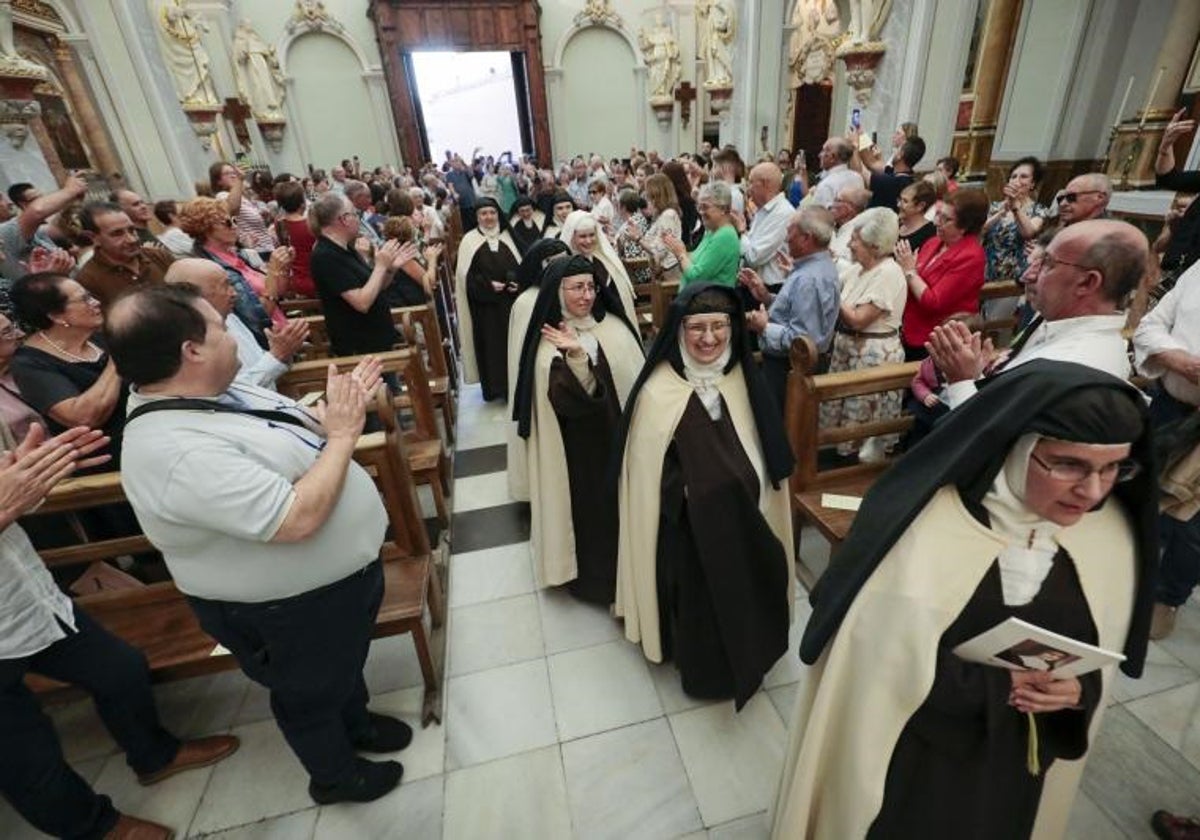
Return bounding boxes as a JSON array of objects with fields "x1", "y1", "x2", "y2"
[{"x1": 408, "y1": 50, "x2": 530, "y2": 164}]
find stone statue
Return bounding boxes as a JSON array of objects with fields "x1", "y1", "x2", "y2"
[
  {"x1": 151, "y1": 0, "x2": 219, "y2": 107},
  {"x1": 846, "y1": 0, "x2": 893, "y2": 44},
  {"x1": 638, "y1": 14, "x2": 680, "y2": 103},
  {"x1": 698, "y1": 0, "x2": 736, "y2": 89},
  {"x1": 789, "y1": 0, "x2": 843, "y2": 86},
  {"x1": 233, "y1": 18, "x2": 285, "y2": 121}
]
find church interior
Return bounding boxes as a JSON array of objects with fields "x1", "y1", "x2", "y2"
[{"x1": 3, "y1": 0, "x2": 1200, "y2": 838}]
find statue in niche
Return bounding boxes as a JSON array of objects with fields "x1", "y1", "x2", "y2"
[
  {"x1": 845, "y1": 0, "x2": 893, "y2": 45},
  {"x1": 151, "y1": 0, "x2": 220, "y2": 107},
  {"x1": 638, "y1": 14, "x2": 680, "y2": 103},
  {"x1": 789, "y1": 0, "x2": 842, "y2": 86},
  {"x1": 697, "y1": 0, "x2": 736, "y2": 89},
  {"x1": 233, "y1": 19, "x2": 285, "y2": 121}
]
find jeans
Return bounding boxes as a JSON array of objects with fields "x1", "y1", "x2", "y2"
[
  {"x1": 0, "y1": 610, "x2": 179, "y2": 839},
  {"x1": 1150, "y1": 386, "x2": 1200, "y2": 606},
  {"x1": 186, "y1": 560, "x2": 383, "y2": 785}
]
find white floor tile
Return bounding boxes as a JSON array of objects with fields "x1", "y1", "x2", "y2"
[
  {"x1": 233, "y1": 682, "x2": 274, "y2": 728},
  {"x1": 47, "y1": 699, "x2": 119, "y2": 764},
  {"x1": 455, "y1": 411, "x2": 509, "y2": 450},
  {"x1": 449, "y1": 593, "x2": 544, "y2": 676},
  {"x1": 366, "y1": 687, "x2": 445, "y2": 782},
  {"x1": 451, "y1": 471, "x2": 513, "y2": 513},
  {"x1": 443, "y1": 745, "x2": 571, "y2": 840},
  {"x1": 1111, "y1": 642, "x2": 1199, "y2": 704},
  {"x1": 1064, "y1": 793, "x2": 1124, "y2": 840},
  {"x1": 548, "y1": 640, "x2": 663, "y2": 741},
  {"x1": 314, "y1": 775, "x2": 442, "y2": 840},
  {"x1": 1156, "y1": 602, "x2": 1200, "y2": 673},
  {"x1": 648, "y1": 659, "x2": 721, "y2": 716},
  {"x1": 188, "y1": 719, "x2": 314, "y2": 835},
  {"x1": 1125, "y1": 680, "x2": 1200, "y2": 772},
  {"x1": 707, "y1": 811, "x2": 769, "y2": 840},
  {"x1": 200, "y1": 808, "x2": 319, "y2": 840},
  {"x1": 448, "y1": 542, "x2": 535, "y2": 608},
  {"x1": 538, "y1": 588, "x2": 623, "y2": 655},
  {"x1": 91, "y1": 748, "x2": 214, "y2": 838},
  {"x1": 762, "y1": 604, "x2": 811, "y2": 690},
  {"x1": 669, "y1": 694, "x2": 787, "y2": 827},
  {"x1": 445, "y1": 658, "x2": 558, "y2": 769},
  {"x1": 562, "y1": 718, "x2": 702, "y2": 840}
]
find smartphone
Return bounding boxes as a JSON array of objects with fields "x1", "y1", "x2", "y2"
[
  {"x1": 850, "y1": 108, "x2": 862, "y2": 131},
  {"x1": 872, "y1": 131, "x2": 878, "y2": 146},
  {"x1": 796, "y1": 149, "x2": 806, "y2": 168}
]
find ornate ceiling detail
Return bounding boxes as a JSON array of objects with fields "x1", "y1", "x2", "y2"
[
  {"x1": 286, "y1": 0, "x2": 346, "y2": 36},
  {"x1": 574, "y1": 0, "x2": 622, "y2": 29}
]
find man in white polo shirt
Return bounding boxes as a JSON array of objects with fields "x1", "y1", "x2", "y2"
[{"x1": 107, "y1": 284, "x2": 410, "y2": 807}]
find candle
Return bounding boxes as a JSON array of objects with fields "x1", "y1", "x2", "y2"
[
  {"x1": 1115, "y1": 75, "x2": 1134, "y2": 127},
  {"x1": 1140, "y1": 66, "x2": 1165, "y2": 129}
]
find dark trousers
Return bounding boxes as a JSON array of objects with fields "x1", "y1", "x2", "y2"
[
  {"x1": 186, "y1": 561, "x2": 384, "y2": 786},
  {"x1": 1151, "y1": 387, "x2": 1200, "y2": 606},
  {"x1": 0, "y1": 610, "x2": 179, "y2": 840}
]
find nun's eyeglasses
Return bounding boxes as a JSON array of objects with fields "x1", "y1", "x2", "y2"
[
  {"x1": 1029, "y1": 452, "x2": 1141, "y2": 484},
  {"x1": 683, "y1": 318, "x2": 731, "y2": 338},
  {"x1": 562, "y1": 282, "x2": 597, "y2": 295}
]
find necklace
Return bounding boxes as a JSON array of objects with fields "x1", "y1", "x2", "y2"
[{"x1": 36, "y1": 331, "x2": 101, "y2": 363}]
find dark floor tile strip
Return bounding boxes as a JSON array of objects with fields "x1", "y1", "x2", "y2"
[
  {"x1": 450, "y1": 502, "x2": 530, "y2": 555},
  {"x1": 453, "y1": 444, "x2": 508, "y2": 479}
]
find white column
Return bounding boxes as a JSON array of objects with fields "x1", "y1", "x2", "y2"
[
  {"x1": 363, "y1": 68, "x2": 402, "y2": 167},
  {"x1": 633, "y1": 66, "x2": 648, "y2": 152},
  {"x1": 543, "y1": 66, "x2": 563, "y2": 162},
  {"x1": 914, "y1": 0, "x2": 979, "y2": 162}
]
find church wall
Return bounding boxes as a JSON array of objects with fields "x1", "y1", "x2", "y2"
[
  {"x1": 914, "y1": 0, "x2": 977, "y2": 163},
  {"x1": 558, "y1": 27, "x2": 640, "y2": 159}
]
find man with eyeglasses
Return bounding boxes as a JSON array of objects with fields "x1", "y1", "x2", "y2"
[
  {"x1": 1052, "y1": 173, "x2": 1111, "y2": 226},
  {"x1": 808, "y1": 137, "x2": 864, "y2": 210},
  {"x1": 929, "y1": 218, "x2": 1145, "y2": 409},
  {"x1": 76, "y1": 201, "x2": 175, "y2": 308},
  {"x1": 828, "y1": 185, "x2": 872, "y2": 273}
]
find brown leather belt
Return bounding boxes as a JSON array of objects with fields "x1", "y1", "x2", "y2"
[{"x1": 835, "y1": 324, "x2": 898, "y2": 338}]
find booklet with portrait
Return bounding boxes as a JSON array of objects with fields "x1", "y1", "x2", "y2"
[{"x1": 951, "y1": 617, "x2": 1125, "y2": 678}]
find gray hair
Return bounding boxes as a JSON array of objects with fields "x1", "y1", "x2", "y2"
[
  {"x1": 853, "y1": 207, "x2": 900, "y2": 256},
  {"x1": 1078, "y1": 172, "x2": 1113, "y2": 196},
  {"x1": 697, "y1": 180, "x2": 732, "y2": 212},
  {"x1": 343, "y1": 179, "x2": 369, "y2": 199},
  {"x1": 792, "y1": 206, "x2": 835, "y2": 247},
  {"x1": 309, "y1": 192, "x2": 350, "y2": 231},
  {"x1": 828, "y1": 137, "x2": 854, "y2": 163},
  {"x1": 838, "y1": 186, "x2": 873, "y2": 212}
]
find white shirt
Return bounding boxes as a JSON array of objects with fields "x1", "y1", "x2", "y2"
[
  {"x1": 740, "y1": 192, "x2": 792, "y2": 289},
  {"x1": 228, "y1": 313, "x2": 288, "y2": 389},
  {"x1": 121, "y1": 382, "x2": 387, "y2": 602},
  {"x1": 811, "y1": 164, "x2": 865, "y2": 210},
  {"x1": 1134, "y1": 263, "x2": 1200, "y2": 405},
  {"x1": 830, "y1": 216, "x2": 865, "y2": 280},
  {"x1": 0, "y1": 523, "x2": 76, "y2": 660},
  {"x1": 158, "y1": 226, "x2": 195, "y2": 258},
  {"x1": 946, "y1": 314, "x2": 1131, "y2": 409}
]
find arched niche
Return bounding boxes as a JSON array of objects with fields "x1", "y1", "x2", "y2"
[{"x1": 558, "y1": 28, "x2": 640, "y2": 158}]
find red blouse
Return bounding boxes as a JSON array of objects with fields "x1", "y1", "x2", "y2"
[
  {"x1": 901, "y1": 234, "x2": 986, "y2": 348},
  {"x1": 281, "y1": 218, "x2": 317, "y2": 298}
]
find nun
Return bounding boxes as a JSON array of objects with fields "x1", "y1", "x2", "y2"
[
  {"x1": 770, "y1": 361, "x2": 1157, "y2": 840},
  {"x1": 614, "y1": 283, "x2": 795, "y2": 708},
  {"x1": 506, "y1": 239, "x2": 571, "y2": 502},
  {"x1": 513, "y1": 255, "x2": 644, "y2": 603},
  {"x1": 559, "y1": 209, "x2": 640, "y2": 334},
  {"x1": 454, "y1": 197, "x2": 522, "y2": 401},
  {"x1": 508, "y1": 196, "x2": 545, "y2": 255},
  {"x1": 542, "y1": 192, "x2": 576, "y2": 240}
]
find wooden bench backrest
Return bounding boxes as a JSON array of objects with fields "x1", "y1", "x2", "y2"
[
  {"x1": 783, "y1": 335, "x2": 921, "y2": 499},
  {"x1": 392, "y1": 304, "x2": 449, "y2": 379}
]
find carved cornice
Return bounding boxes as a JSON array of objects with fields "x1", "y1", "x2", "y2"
[
  {"x1": 12, "y1": 0, "x2": 61, "y2": 27},
  {"x1": 574, "y1": 0, "x2": 622, "y2": 29},
  {"x1": 286, "y1": 0, "x2": 346, "y2": 36}
]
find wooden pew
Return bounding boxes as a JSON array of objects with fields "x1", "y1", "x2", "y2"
[
  {"x1": 277, "y1": 348, "x2": 451, "y2": 526},
  {"x1": 978, "y1": 280, "x2": 1024, "y2": 339},
  {"x1": 651, "y1": 275, "x2": 680, "y2": 333},
  {"x1": 392, "y1": 303, "x2": 457, "y2": 442},
  {"x1": 281, "y1": 297, "x2": 324, "y2": 317},
  {"x1": 28, "y1": 417, "x2": 445, "y2": 725},
  {"x1": 783, "y1": 336, "x2": 921, "y2": 590},
  {"x1": 621, "y1": 256, "x2": 658, "y2": 341}
]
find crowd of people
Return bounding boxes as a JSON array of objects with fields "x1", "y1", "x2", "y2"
[{"x1": 1, "y1": 105, "x2": 1200, "y2": 839}]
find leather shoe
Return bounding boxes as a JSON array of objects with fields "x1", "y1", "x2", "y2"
[
  {"x1": 352, "y1": 712, "x2": 413, "y2": 753},
  {"x1": 1152, "y1": 809, "x2": 1200, "y2": 839},
  {"x1": 138, "y1": 735, "x2": 240, "y2": 786},
  {"x1": 1151, "y1": 603, "x2": 1178, "y2": 641},
  {"x1": 309, "y1": 757, "x2": 404, "y2": 805},
  {"x1": 104, "y1": 813, "x2": 175, "y2": 839}
]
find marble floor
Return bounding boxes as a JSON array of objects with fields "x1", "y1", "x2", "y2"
[{"x1": 6, "y1": 383, "x2": 1200, "y2": 839}]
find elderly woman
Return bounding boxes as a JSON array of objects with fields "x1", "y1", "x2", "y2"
[
  {"x1": 178, "y1": 197, "x2": 289, "y2": 343},
  {"x1": 631, "y1": 173, "x2": 683, "y2": 283},
  {"x1": 558, "y1": 210, "x2": 639, "y2": 330},
  {"x1": 0, "y1": 313, "x2": 41, "y2": 447},
  {"x1": 615, "y1": 283, "x2": 794, "y2": 708},
  {"x1": 455, "y1": 198, "x2": 522, "y2": 401},
  {"x1": 772, "y1": 362, "x2": 1156, "y2": 840},
  {"x1": 820, "y1": 208, "x2": 908, "y2": 460},
  {"x1": 512, "y1": 256, "x2": 644, "y2": 603},
  {"x1": 9, "y1": 273, "x2": 124, "y2": 467},
  {"x1": 895, "y1": 189, "x2": 989, "y2": 360},
  {"x1": 614, "y1": 190, "x2": 653, "y2": 286},
  {"x1": 209, "y1": 161, "x2": 276, "y2": 260},
  {"x1": 664, "y1": 182, "x2": 741, "y2": 289},
  {"x1": 380, "y1": 217, "x2": 439, "y2": 307}
]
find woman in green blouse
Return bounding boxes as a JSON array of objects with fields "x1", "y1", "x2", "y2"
[{"x1": 664, "y1": 181, "x2": 741, "y2": 288}]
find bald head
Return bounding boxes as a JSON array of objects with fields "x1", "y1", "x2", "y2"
[
  {"x1": 165, "y1": 258, "x2": 236, "y2": 317},
  {"x1": 748, "y1": 162, "x2": 782, "y2": 206},
  {"x1": 1037, "y1": 219, "x2": 1148, "y2": 319},
  {"x1": 1057, "y1": 172, "x2": 1111, "y2": 225}
]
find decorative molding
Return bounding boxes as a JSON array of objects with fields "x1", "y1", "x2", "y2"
[
  {"x1": 286, "y1": 0, "x2": 345, "y2": 37},
  {"x1": 12, "y1": 0, "x2": 61, "y2": 27},
  {"x1": 0, "y1": 96, "x2": 39, "y2": 146},
  {"x1": 574, "y1": 0, "x2": 622, "y2": 29}
]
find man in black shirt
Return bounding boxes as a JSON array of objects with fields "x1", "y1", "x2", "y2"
[
  {"x1": 854, "y1": 131, "x2": 926, "y2": 211},
  {"x1": 308, "y1": 193, "x2": 416, "y2": 356},
  {"x1": 1155, "y1": 109, "x2": 1200, "y2": 296}
]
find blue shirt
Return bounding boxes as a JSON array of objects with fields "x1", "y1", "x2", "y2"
[{"x1": 761, "y1": 250, "x2": 840, "y2": 356}]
